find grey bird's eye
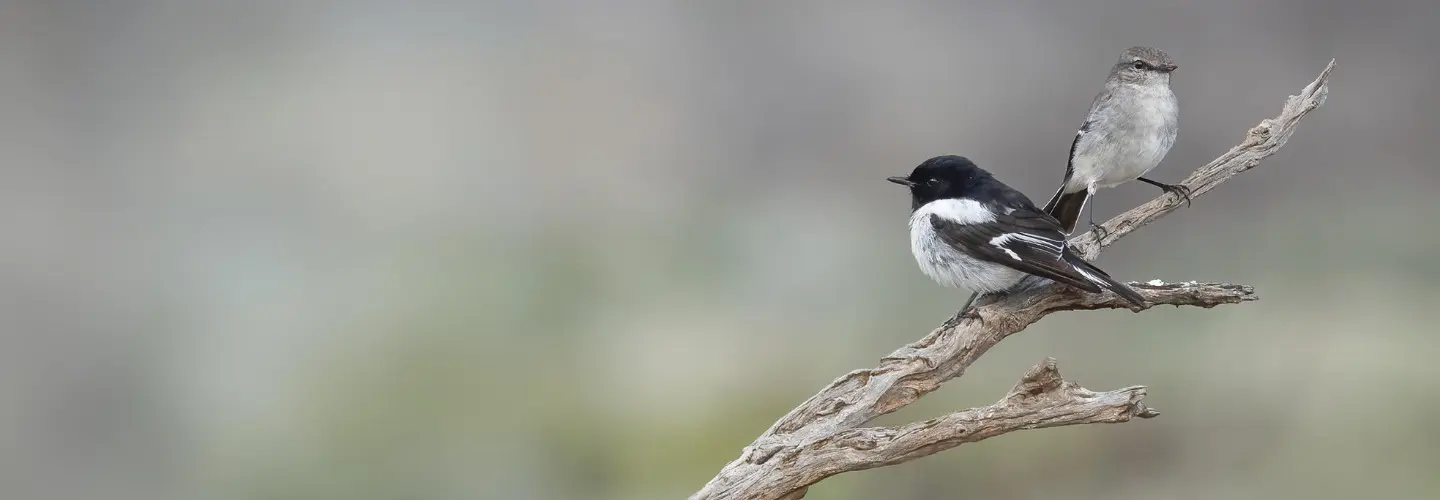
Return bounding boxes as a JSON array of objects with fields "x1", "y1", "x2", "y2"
[
  {"x1": 1132, "y1": 60, "x2": 1146, "y2": 70},
  {"x1": 925, "y1": 178, "x2": 941, "y2": 187}
]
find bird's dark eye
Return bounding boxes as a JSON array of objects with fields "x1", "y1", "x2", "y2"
[
  {"x1": 1132, "y1": 61, "x2": 1147, "y2": 70},
  {"x1": 925, "y1": 178, "x2": 941, "y2": 187}
]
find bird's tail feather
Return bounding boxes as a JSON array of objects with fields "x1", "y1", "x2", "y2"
[
  {"x1": 1064, "y1": 254, "x2": 1146, "y2": 309},
  {"x1": 1044, "y1": 188, "x2": 1089, "y2": 234}
]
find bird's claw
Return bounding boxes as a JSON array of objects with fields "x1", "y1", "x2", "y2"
[
  {"x1": 1160, "y1": 183, "x2": 1192, "y2": 207},
  {"x1": 1088, "y1": 222, "x2": 1110, "y2": 241}
]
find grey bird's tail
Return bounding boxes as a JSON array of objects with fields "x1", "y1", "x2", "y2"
[
  {"x1": 1043, "y1": 186, "x2": 1089, "y2": 235},
  {"x1": 1062, "y1": 252, "x2": 1146, "y2": 310}
]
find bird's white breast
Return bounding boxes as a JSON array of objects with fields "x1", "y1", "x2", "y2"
[{"x1": 908, "y1": 199, "x2": 1025, "y2": 293}]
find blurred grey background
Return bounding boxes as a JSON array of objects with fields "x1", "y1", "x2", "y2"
[{"x1": 1, "y1": 1, "x2": 1437, "y2": 499}]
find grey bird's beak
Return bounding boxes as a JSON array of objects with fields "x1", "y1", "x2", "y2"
[
  {"x1": 886, "y1": 176, "x2": 915, "y2": 187},
  {"x1": 1160, "y1": 63, "x2": 1178, "y2": 72}
]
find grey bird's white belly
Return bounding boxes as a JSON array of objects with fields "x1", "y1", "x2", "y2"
[
  {"x1": 908, "y1": 199, "x2": 1025, "y2": 293},
  {"x1": 1067, "y1": 83, "x2": 1178, "y2": 192}
]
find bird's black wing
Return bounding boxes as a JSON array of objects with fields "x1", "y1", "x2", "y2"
[{"x1": 929, "y1": 209, "x2": 1102, "y2": 294}]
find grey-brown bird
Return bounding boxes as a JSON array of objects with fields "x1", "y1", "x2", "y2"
[{"x1": 1044, "y1": 46, "x2": 1186, "y2": 235}]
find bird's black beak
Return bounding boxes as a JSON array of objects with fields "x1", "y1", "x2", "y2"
[
  {"x1": 1160, "y1": 63, "x2": 1178, "y2": 73},
  {"x1": 887, "y1": 176, "x2": 915, "y2": 187}
]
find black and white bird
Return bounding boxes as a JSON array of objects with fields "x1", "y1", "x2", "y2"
[
  {"x1": 888, "y1": 155, "x2": 1146, "y2": 312},
  {"x1": 1044, "y1": 46, "x2": 1185, "y2": 235}
]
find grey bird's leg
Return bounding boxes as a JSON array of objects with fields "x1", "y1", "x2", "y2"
[
  {"x1": 1138, "y1": 177, "x2": 1192, "y2": 207},
  {"x1": 1086, "y1": 195, "x2": 1109, "y2": 240}
]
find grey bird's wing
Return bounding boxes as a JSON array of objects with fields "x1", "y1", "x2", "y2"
[
  {"x1": 1061, "y1": 90, "x2": 1116, "y2": 188},
  {"x1": 927, "y1": 210, "x2": 1102, "y2": 294},
  {"x1": 1042, "y1": 90, "x2": 1114, "y2": 232}
]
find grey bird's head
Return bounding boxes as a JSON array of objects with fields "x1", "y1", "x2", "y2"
[{"x1": 1108, "y1": 46, "x2": 1176, "y2": 86}]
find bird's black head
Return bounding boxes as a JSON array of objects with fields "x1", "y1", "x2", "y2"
[{"x1": 887, "y1": 155, "x2": 992, "y2": 209}]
